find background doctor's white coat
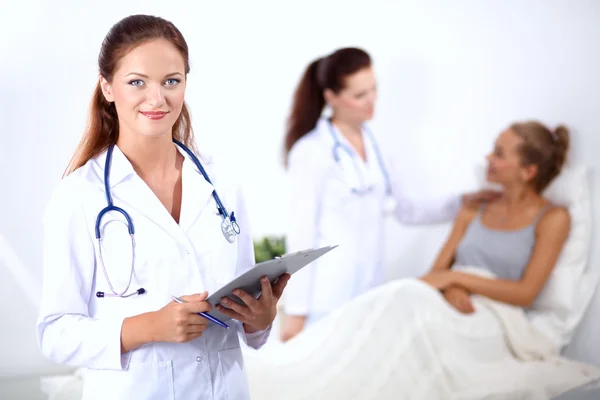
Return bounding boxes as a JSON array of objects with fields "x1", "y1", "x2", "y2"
[{"x1": 1, "y1": 0, "x2": 600, "y2": 397}]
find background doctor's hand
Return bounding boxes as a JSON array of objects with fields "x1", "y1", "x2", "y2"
[
  {"x1": 217, "y1": 273, "x2": 291, "y2": 333},
  {"x1": 462, "y1": 189, "x2": 502, "y2": 209},
  {"x1": 443, "y1": 286, "x2": 475, "y2": 314},
  {"x1": 281, "y1": 315, "x2": 306, "y2": 342},
  {"x1": 150, "y1": 292, "x2": 212, "y2": 343}
]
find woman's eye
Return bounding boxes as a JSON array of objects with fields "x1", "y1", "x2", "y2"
[
  {"x1": 165, "y1": 78, "x2": 180, "y2": 86},
  {"x1": 128, "y1": 79, "x2": 144, "y2": 87}
]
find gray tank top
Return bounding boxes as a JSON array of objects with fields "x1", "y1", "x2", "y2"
[{"x1": 453, "y1": 204, "x2": 552, "y2": 280}]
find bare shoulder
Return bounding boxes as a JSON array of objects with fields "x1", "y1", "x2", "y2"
[
  {"x1": 454, "y1": 204, "x2": 479, "y2": 228},
  {"x1": 537, "y1": 204, "x2": 571, "y2": 233}
]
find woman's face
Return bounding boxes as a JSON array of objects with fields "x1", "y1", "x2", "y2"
[
  {"x1": 100, "y1": 38, "x2": 187, "y2": 140},
  {"x1": 326, "y1": 66, "x2": 377, "y2": 124},
  {"x1": 486, "y1": 129, "x2": 537, "y2": 187}
]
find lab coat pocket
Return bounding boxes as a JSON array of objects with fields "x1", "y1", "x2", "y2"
[
  {"x1": 82, "y1": 361, "x2": 174, "y2": 400},
  {"x1": 218, "y1": 348, "x2": 250, "y2": 400}
]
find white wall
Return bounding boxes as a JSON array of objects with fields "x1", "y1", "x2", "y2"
[{"x1": 1, "y1": 0, "x2": 599, "y2": 379}]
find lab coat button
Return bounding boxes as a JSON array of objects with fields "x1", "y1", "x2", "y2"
[{"x1": 196, "y1": 356, "x2": 202, "y2": 362}]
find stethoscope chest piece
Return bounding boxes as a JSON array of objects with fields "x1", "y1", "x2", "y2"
[
  {"x1": 221, "y1": 219, "x2": 237, "y2": 243},
  {"x1": 383, "y1": 196, "x2": 398, "y2": 215},
  {"x1": 220, "y1": 211, "x2": 240, "y2": 243}
]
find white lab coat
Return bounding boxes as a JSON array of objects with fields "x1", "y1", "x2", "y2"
[
  {"x1": 283, "y1": 119, "x2": 462, "y2": 323},
  {"x1": 36, "y1": 145, "x2": 269, "y2": 400}
]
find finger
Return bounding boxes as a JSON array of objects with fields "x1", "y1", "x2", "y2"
[
  {"x1": 259, "y1": 276, "x2": 274, "y2": 305},
  {"x1": 180, "y1": 291, "x2": 209, "y2": 303},
  {"x1": 187, "y1": 314, "x2": 210, "y2": 326},
  {"x1": 216, "y1": 304, "x2": 245, "y2": 321},
  {"x1": 185, "y1": 301, "x2": 213, "y2": 314},
  {"x1": 459, "y1": 299, "x2": 474, "y2": 313},
  {"x1": 272, "y1": 273, "x2": 291, "y2": 299},
  {"x1": 456, "y1": 301, "x2": 469, "y2": 313},
  {"x1": 186, "y1": 331, "x2": 204, "y2": 341},
  {"x1": 281, "y1": 331, "x2": 293, "y2": 342},
  {"x1": 232, "y1": 289, "x2": 261, "y2": 310},
  {"x1": 465, "y1": 300, "x2": 475, "y2": 313},
  {"x1": 187, "y1": 322, "x2": 209, "y2": 334},
  {"x1": 220, "y1": 297, "x2": 251, "y2": 317}
]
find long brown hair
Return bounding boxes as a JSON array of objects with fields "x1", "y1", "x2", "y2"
[
  {"x1": 510, "y1": 121, "x2": 570, "y2": 193},
  {"x1": 63, "y1": 14, "x2": 196, "y2": 176},
  {"x1": 283, "y1": 47, "x2": 371, "y2": 164}
]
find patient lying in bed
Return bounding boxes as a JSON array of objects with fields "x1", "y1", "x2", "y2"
[{"x1": 420, "y1": 121, "x2": 571, "y2": 313}]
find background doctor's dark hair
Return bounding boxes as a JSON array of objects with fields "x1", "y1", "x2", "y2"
[
  {"x1": 63, "y1": 14, "x2": 197, "y2": 176},
  {"x1": 283, "y1": 47, "x2": 372, "y2": 163}
]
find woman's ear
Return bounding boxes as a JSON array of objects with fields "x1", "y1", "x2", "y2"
[
  {"x1": 521, "y1": 164, "x2": 538, "y2": 183},
  {"x1": 99, "y1": 76, "x2": 114, "y2": 102},
  {"x1": 323, "y1": 88, "x2": 336, "y2": 107}
]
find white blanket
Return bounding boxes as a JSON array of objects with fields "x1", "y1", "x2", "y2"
[
  {"x1": 242, "y1": 270, "x2": 600, "y2": 400},
  {"x1": 39, "y1": 269, "x2": 600, "y2": 400}
]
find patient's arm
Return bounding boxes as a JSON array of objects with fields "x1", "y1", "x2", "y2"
[
  {"x1": 428, "y1": 206, "x2": 478, "y2": 272},
  {"x1": 452, "y1": 207, "x2": 570, "y2": 307}
]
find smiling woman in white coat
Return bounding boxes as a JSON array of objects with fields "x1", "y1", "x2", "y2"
[
  {"x1": 36, "y1": 14, "x2": 290, "y2": 400},
  {"x1": 280, "y1": 47, "x2": 498, "y2": 341}
]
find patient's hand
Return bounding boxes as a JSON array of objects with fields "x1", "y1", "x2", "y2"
[
  {"x1": 443, "y1": 287, "x2": 475, "y2": 314},
  {"x1": 281, "y1": 315, "x2": 306, "y2": 342}
]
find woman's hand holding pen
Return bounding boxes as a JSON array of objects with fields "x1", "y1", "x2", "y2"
[
  {"x1": 121, "y1": 292, "x2": 212, "y2": 353},
  {"x1": 216, "y1": 273, "x2": 291, "y2": 333},
  {"x1": 151, "y1": 292, "x2": 212, "y2": 343}
]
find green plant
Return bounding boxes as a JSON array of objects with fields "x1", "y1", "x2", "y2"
[{"x1": 253, "y1": 236, "x2": 286, "y2": 264}]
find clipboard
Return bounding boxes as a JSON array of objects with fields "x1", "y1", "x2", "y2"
[{"x1": 206, "y1": 245, "x2": 338, "y2": 322}]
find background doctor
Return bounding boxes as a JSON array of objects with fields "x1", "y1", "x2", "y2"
[
  {"x1": 36, "y1": 14, "x2": 289, "y2": 400},
  {"x1": 281, "y1": 47, "x2": 498, "y2": 341}
]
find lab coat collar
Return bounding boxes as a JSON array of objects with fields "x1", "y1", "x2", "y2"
[
  {"x1": 94, "y1": 142, "x2": 216, "y2": 238},
  {"x1": 95, "y1": 145, "x2": 136, "y2": 188},
  {"x1": 315, "y1": 118, "x2": 371, "y2": 161},
  {"x1": 177, "y1": 146, "x2": 216, "y2": 233}
]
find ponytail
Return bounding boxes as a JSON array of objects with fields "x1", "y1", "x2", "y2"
[
  {"x1": 552, "y1": 125, "x2": 570, "y2": 174},
  {"x1": 283, "y1": 58, "x2": 326, "y2": 164},
  {"x1": 282, "y1": 48, "x2": 372, "y2": 165}
]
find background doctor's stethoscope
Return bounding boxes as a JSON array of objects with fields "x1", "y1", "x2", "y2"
[
  {"x1": 95, "y1": 139, "x2": 241, "y2": 299},
  {"x1": 327, "y1": 118, "x2": 398, "y2": 214}
]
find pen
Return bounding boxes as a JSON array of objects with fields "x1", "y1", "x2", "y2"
[{"x1": 170, "y1": 295, "x2": 229, "y2": 329}]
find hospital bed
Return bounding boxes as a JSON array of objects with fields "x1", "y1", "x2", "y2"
[{"x1": 37, "y1": 166, "x2": 600, "y2": 400}]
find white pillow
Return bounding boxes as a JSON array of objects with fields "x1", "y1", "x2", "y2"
[{"x1": 475, "y1": 164, "x2": 597, "y2": 348}]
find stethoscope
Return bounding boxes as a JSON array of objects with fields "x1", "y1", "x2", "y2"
[
  {"x1": 95, "y1": 139, "x2": 239, "y2": 298},
  {"x1": 327, "y1": 120, "x2": 392, "y2": 197}
]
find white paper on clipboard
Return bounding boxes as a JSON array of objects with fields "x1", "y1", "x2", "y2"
[{"x1": 206, "y1": 245, "x2": 338, "y2": 322}]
